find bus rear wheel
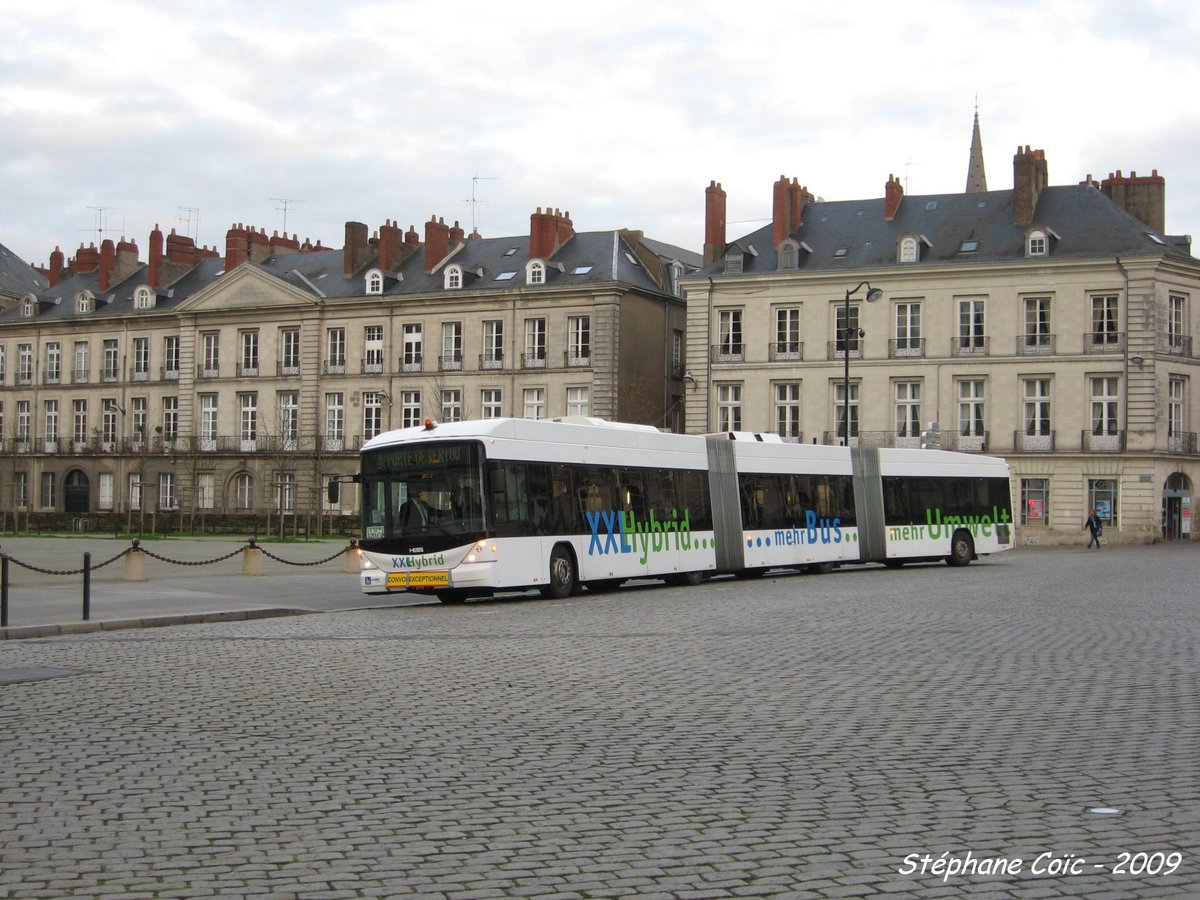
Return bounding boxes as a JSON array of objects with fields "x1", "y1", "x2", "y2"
[
  {"x1": 436, "y1": 590, "x2": 467, "y2": 604},
  {"x1": 543, "y1": 544, "x2": 577, "y2": 599},
  {"x1": 946, "y1": 529, "x2": 974, "y2": 567}
]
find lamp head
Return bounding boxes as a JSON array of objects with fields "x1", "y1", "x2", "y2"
[{"x1": 865, "y1": 287, "x2": 884, "y2": 303}]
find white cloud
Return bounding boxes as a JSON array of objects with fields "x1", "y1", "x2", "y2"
[{"x1": 1, "y1": 0, "x2": 1198, "y2": 266}]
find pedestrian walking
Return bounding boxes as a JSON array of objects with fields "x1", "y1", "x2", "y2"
[{"x1": 1084, "y1": 509, "x2": 1103, "y2": 548}]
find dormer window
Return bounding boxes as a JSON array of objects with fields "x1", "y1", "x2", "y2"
[
  {"x1": 725, "y1": 248, "x2": 744, "y2": 275},
  {"x1": 527, "y1": 260, "x2": 546, "y2": 285},
  {"x1": 444, "y1": 265, "x2": 462, "y2": 290},
  {"x1": 1027, "y1": 229, "x2": 1048, "y2": 257},
  {"x1": 778, "y1": 240, "x2": 799, "y2": 272},
  {"x1": 898, "y1": 236, "x2": 918, "y2": 264},
  {"x1": 134, "y1": 287, "x2": 154, "y2": 310},
  {"x1": 75, "y1": 293, "x2": 94, "y2": 313},
  {"x1": 22, "y1": 297, "x2": 36, "y2": 317},
  {"x1": 365, "y1": 269, "x2": 384, "y2": 295}
]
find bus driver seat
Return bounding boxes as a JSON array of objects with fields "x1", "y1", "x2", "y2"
[{"x1": 399, "y1": 493, "x2": 429, "y2": 527}]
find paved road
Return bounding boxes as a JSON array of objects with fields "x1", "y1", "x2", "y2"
[
  {"x1": 1, "y1": 543, "x2": 1197, "y2": 898},
  {"x1": 0, "y1": 536, "x2": 421, "y2": 635}
]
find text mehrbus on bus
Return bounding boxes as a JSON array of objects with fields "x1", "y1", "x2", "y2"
[{"x1": 341, "y1": 416, "x2": 1015, "y2": 603}]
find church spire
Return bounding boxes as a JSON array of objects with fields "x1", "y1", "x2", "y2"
[{"x1": 965, "y1": 102, "x2": 988, "y2": 193}]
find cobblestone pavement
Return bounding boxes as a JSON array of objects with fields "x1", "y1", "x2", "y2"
[{"x1": 1, "y1": 545, "x2": 1197, "y2": 898}]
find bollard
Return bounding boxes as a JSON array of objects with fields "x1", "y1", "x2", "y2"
[
  {"x1": 1, "y1": 554, "x2": 8, "y2": 628},
  {"x1": 125, "y1": 539, "x2": 146, "y2": 581},
  {"x1": 343, "y1": 540, "x2": 361, "y2": 574},
  {"x1": 83, "y1": 551, "x2": 91, "y2": 621},
  {"x1": 243, "y1": 537, "x2": 263, "y2": 576}
]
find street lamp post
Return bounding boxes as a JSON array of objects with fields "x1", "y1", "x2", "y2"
[{"x1": 841, "y1": 281, "x2": 883, "y2": 446}]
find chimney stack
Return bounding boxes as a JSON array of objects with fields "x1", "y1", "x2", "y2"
[
  {"x1": 75, "y1": 243, "x2": 100, "y2": 274},
  {"x1": 529, "y1": 208, "x2": 574, "y2": 259},
  {"x1": 49, "y1": 246, "x2": 65, "y2": 287},
  {"x1": 1013, "y1": 145, "x2": 1048, "y2": 226},
  {"x1": 115, "y1": 236, "x2": 140, "y2": 284},
  {"x1": 704, "y1": 181, "x2": 727, "y2": 267},
  {"x1": 343, "y1": 221, "x2": 371, "y2": 277},
  {"x1": 225, "y1": 224, "x2": 250, "y2": 272},
  {"x1": 1098, "y1": 169, "x2": 1166, "y2": 234},
  {"x1": 885, "y1": 174, "x2": 904, "y2": 221},
  {"x1": 424, "y1": 216, "x2": 450, "y2": 273},
  {"x1": 449, "y1": 220, "x2": 465, "y2": 245},
  {"x1": 377, "y1": 219, "x2": 403, "y2": 271}
]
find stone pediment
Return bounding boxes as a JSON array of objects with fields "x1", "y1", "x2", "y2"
[{"x1": 176, "y1": 264, "x2": 321, "y2": 313}]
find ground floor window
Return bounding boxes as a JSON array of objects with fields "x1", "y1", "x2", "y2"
[
  {"x1": 1087, "y1": 478, "x2": 1118, "y2": 526},
  {"x1": 1020, "y1": 477, "x2": 1049, "y2": 526}
]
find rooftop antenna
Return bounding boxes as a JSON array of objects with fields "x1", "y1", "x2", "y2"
[
  {"x1": 464, "y1": 174, "x2": 495, "y2": 232},
  {"x1": 177, "y1": 206, "x2": 201, "y2": 242},
  {"x1": 270, "y1": 197, "x2": 302, "y2": 234},
  {"x1": 82, "y1": 206, "x2": 116, "y2": 243}
]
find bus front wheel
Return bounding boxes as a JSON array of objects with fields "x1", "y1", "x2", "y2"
[
  {"x1": 946, "y1": 530, "x2": 974, "y2": 567},
  {"x1": 543, "y1": 545, "x2": 577, "y2": 598}
]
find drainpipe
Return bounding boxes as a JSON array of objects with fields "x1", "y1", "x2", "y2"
[
  {"x1": 705, "y1": 277, "x2": 714, "y2": 433},
  {"x1": 1116, "y1": 255, "x2": 1130, "y2": 535}
]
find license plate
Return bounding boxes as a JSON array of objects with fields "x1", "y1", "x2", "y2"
[{"x1": 388, "y1": 571, "x2": 450, "y2": 588}]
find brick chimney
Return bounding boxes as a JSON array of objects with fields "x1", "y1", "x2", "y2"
[
  {"x1": 49, "y1": 246, "x2": 65, "y2": 287},
  {"x1": 115, "y1": 236, "x2": 140, "y2": 284},
  {"x1": 424, "y1": 216, "x2": 451, "y2": 273},
  {"x1": 75, "y1": 243, "x2": 100, "y2": 274},
  {"x1": 247, "y1": 227, "x2": 271, "y2": 264},
  {"x1": 377, "y1": 219, "x2": 403, "y2": 271},
  {"x1": 529, "y1": 208, "x2": 574, "y2": 259},
  {"x1": 885, "y1": 174, "x2": 904, "y2": 221},
  {"x1": 98, "y1": 239, "x2": 116, "y2": 292},
  {"x1": 704, "y1": 181, "x2": 727, "y2": 267},
  {"x1": 343, "y1": 221, "x2": 371, "y2": 277},
  {"x1": 1013, "y1": 145, "x2": 1048, "y2": 226},
  {"x1": 148, "y1": 225, "x2": 164, "y2": 287},
  {"x1": 789, "y1": 179, "x2": 811, "y2": 231},
  {"x1": 771, "y1": 176, "x2": 792, "y2": 247},
  {"x1": 269, "y1": 231, "x2": 301, "y2": 257},
  {"x1": 405, "y1": 225, "x2": 420, "y2": 247},
  {"x1": 1098, "y1": 169, "x2": 1166, "y2": 234},
  {"x1": 449, "y1": 220, "x2": 465, "y2": 246},
  {"x1": 225, "y1": 224, "x2": 250, "y2": 272}
]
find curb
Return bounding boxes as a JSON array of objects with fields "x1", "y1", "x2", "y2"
[{"x1": 1, "y1": 607, "x2": 317, "y2": 641}]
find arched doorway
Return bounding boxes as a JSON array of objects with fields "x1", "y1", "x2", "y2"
[
  {"x1": 1162, "y1": 472, "x2": 1192, "y2": 540},
  {"x1": 64, "y1": 469, "x2": 91, "y2": 514}
]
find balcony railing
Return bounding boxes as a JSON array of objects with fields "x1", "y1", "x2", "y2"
[
  {"x1": 197, "y1": 365, "x2": 219, "y2": 379},
  {"x1": 565, "y1": 351, "x2": 590, "y2": 368},
  {"x1": 769, "y1": 341, "x2": 804, "y2": 362},
  {"x1": 1164, "y1": 335, "x2": 1193, "y2": 357},
  {"x1": 130, "y1": 367, "x2": 150, "y2": 382},
  {"x1": 522, "y1": 352, "x2": 548, "y2": 369},
  {"x1": 480, "y1": 352, "x2": 504, "y2": 370},
  {"x1": 826, "y1": 341, "x2": 863, "y2": 360},
  {"x1": 888, "y1": 338, "x2": 925, "y2": 359},
  {"x1": 440, "y1": 354, "x2": 463, "y2": 371},
  {"x1": 43, "y1": 372, "x2": 61, "y2": 385},
  {"x1": 162, "y1": 366, "x2": 181, "y2": 381},
  {"x1": 323, "y1": 360, "x2": 347, "y2": 375},
  {"x1": 1014, "y1": 431, "x2": 1056, "y2": 452},
  {"x1": 236, "y1": 364, "x2": 260, "y2": 377},
  {"x1": 1084, "y1": 331, "x2": 1125, "y2": 353},
  {"x1": 1168, "y1": 432, "x2": 1198, "y2": 454},
  {"x1": 710, "y1": 344, "x2": 744, "y2": 363},
  {"x1": 277, "y1": 362, "x2": 301, "y2": 376},
  {"x1": 399, "y1": 354, "x2": 422, "y2": 373},
  {"x1": 1081, "y1": 429, "x2": 1124, "y2": 451},
  {"x1": 951, "y1": 337, "x2": 989, "y2": 357},
  {"x1": 943, "y1": 430, "x2": 989, "y2": 452},
  {"x1": 1017, "y1": 334, "x2": 1056, "y2": 355},
  {"x1": 361, "y1": 360, "x2": 385, "y2": 375},
  {"x1": 72, "y1": 369, "x2": 90, "y2": 384}
]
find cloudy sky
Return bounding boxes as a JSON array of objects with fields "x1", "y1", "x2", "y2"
[{"x1": 3, "y1": 0, "x2": 1199, "y2": 268}]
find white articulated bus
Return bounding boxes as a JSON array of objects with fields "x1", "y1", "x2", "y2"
[{"x1": 343, "y1": 417, "x2": 1014, "y2": 602}]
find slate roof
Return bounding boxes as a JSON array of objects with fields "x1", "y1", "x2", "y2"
[
  {"x1": 707, "y1": 183, "x2": 1193, "y2": 275},
  {"x1": 0, "y1": 229, "x2": 700, "y2": 325},
  {"x1": 0, "y1": 243, "x2": 47, "y2": 298}
]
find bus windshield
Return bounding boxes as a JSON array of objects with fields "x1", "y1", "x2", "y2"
[{"x1": 359, "y1": 439, "x2": 486, "y2": 547}]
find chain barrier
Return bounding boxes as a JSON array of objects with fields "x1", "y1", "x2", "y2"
[
  {"x1": 1, "y1": 539, "x2": 358, "y2": 572},
  {"x1": 6, "y1": 548, "x2": 130, "y2": 576}
]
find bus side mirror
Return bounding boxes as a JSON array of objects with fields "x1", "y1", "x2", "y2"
[
  {"x1": 327, "y1": 477, "x2": 340, "y2": 504},
  {"x1": 489, "y1": 468, "x2": 507, "y2": 494}
]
